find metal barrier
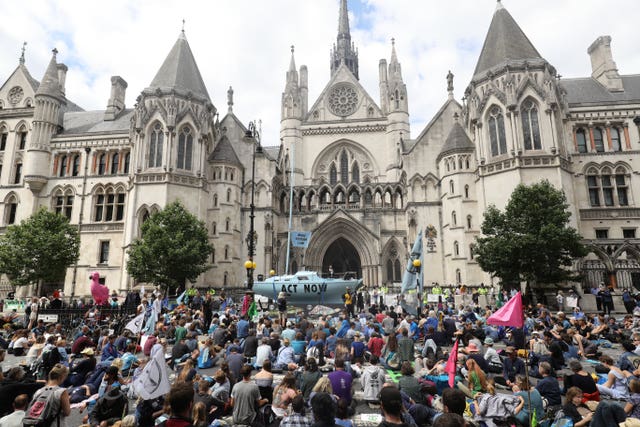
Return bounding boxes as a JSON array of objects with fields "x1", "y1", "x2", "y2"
[{"x1": 35, "y1": 305, "x2": 138, "y2": 333}]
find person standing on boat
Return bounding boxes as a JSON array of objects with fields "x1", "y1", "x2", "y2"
[
  {"x1": 343, "y1": 287, "x2": 355, "y2": 318},
  {"x1": 277, "y1": 292, "x2": 288, "y2": 326}
]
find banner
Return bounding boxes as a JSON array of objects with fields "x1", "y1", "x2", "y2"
[
  {"x1": 401, "y1": 230, "x2": 423, "y2": 293},
  {"x1": 124, "y1": 312, "x2": 145, "y2": 334},
  {"x1": 291, "y1": 231, "x2": 312, "y2": 248},
  {"x1": 133, "y1": 345, "x2": 171, "y2": 400}
]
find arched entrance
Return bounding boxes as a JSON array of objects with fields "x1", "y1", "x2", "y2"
[{"x1": 322, "y1": 237, "x2": 362, "y2": 278}]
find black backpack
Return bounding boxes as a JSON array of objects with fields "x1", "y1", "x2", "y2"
[
  {"x1": 94, "y1": 388, "x2": 128, "y2": 422},
  {"x1": 42, "y1": 347, "x2": 61, "y2": 371}
]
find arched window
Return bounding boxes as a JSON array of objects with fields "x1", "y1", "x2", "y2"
[
  {"x1": 593, "y1": 128, "x2": 605, "y2": 152},
  {"x1": 611, "y1": 127, "x2": 622, "y2": 152},
  {"x1": 469, "y1": 244, "x2": 475, "y2": 259},
  {"x1": 17, "y1": 129, "x2": 27, "y2": 150},
  {"x1": 446, "y1": 161, "x2": 450, "y2": 172},
  {"x1": 386, "y1": 259, "x2": 393, "y2": 282},
  {"x1": 616, "y1": 169, "x2": 629, "y2": 206},
  {"x1": 59, "y1": 155, "x2": 68, "y2": 177},
  {"x1": 13, "y1": 162, "x2": 22, "y2": 184},
  {"x1": 340, "y1": 151, "x2": 349, "y2": 183},
  {"x1": 213, "y1": 194, "x2": 218, "y2": 207},
  {"x1": 488, "y1": 106, "x2": 507, "y2": 156},
  {"x1": 452, "y1": 211, "x2": 457, "y2": 226},
  {"x1": 394, "y1": 89, "x2": 400, "y2": 109},
  {"x1": 148, "y1": 123, "x2": 164, "y2": 168},
  {"x1": 72, "y1": 155, "x2": 80, "y2": 177},
  {"x1": 110, "y1": 153, "x2": 119, "y2": 174},
  {"x1": 211, "y1": 247, "x2": 215, "y2": 264},
  {"x1": 352, "y1": 162, "x2": 360, "y2": 183},
  {"x1": 0, "y1": 127, "x2": 7, "y2": 151},
  {"x1": 521, "y1": 99, "x2": 541, "y2": 150},
  {"x1": 93, "y1": 187, "x2": 126, "y2": 222},
  {"x1": 5, "y1": 194, "x2": 17, "y2": 225},
  {"x1": 464, "y1": 185, "x2": 470, "y2": 199},
  {"x1": 575, "y1": 128, "x2": 588, "y2": 153},
  {"x1": 224, "y1": 246, "x2": 229, "y2": 260},
  {"x1": 226, "y1": 189, "x2": 231, "y2": 202},
  {"x1": 449, "y1": 180, "x2": 454, "y2": 194},
  {"x1": 454, "y1": 241, "x2": 459, "y2": 256},
  {"x1": 177, "y1": 126, "x2": 193, "y2": 170},
  {"x1": 458, "y1": 157, "x2": 463, "y2": 169},
  {"x1": 223, "y1": 272, "x2": 228, "y2": 287},
  {"x1": 394, "y1": 259, "x2": 401, "y2": 280},
  {"x1": 53, "y1": 188, "x2": 74, "y2": 220},
  {"x1": 123, "y1": 152, "x2": 130, "y2": 173},
  {"x1": 212, "y1": 222, "x2": 217, "y2": 235},
  {"x1": 601, "y1": 167, "x2": 614, "y2": 206},
  {"x1": 587, "y1": 171, "x2": 600, "y2": 206},
  {"x1": 466, "y1": 158, "x2": 470, "y2": 169},
  {"x1": 329, "y1": 163, "x2": 337, "y2": 186},
  {"x1": 467, "y1": 215, "x2": 472, "y2": 229},
  {"x1": 225, "y1": 218, "x2": 230, "y2": 232},
  {"x1": 456, "y1": 269, "x2": 462, "y2": 284},
  {"x1": 98, "y1": 153, "x2": 107, "y2": 175}
]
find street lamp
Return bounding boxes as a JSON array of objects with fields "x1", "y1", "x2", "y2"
[
  {"x1": 71, "y1": 146, "x2": 91, "y2": 299},
  {"x1": 413, "y1": 258, "x2": 423, "y2": 314},
  {"x1": 245, "y1": 121, "x2": 262, "y2": 289}
]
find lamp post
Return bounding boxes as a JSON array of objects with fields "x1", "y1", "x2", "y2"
[
  {"x1": 245, "y1": 121, "x2": 262, "y2": 289},
  {"x1": 413, "y1": 258, "x2": 422, "y2": 314},
  {"x1": 71, "y1": 146, "x2": 91, "y2": 299}
]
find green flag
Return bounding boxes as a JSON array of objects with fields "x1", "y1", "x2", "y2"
[
  {"x1": 248, "y1": 300, "x2": 257, "y2": 319},
  {"x1": 531, "y1": 408, "x2": 537, "y2": 427}
]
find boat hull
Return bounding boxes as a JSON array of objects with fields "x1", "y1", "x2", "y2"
[{"x1": 253, "y1": 276, "x2": 362, "y2": 306}]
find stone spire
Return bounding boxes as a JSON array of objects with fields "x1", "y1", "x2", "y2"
[
  {"x1": 19, "y1": 42, "x2": 27, "y2": 65},
  {"x1": 473, "y1": 1, "x2": 543, "y2": 80},
  {"x1": 330, "y1": 0, "x2": 359, "y2": 79},
  {"x1": 147, "y1": 31, "x2": 210, "y2": 101},
  {"x1": 36, "y1": 48, "x2": 63, "y2": 100},
  {"x1": 285, "y1": 45, "x2": 299, "y2": 92},
  {"x1": 388, "y1": 38, "x2": 401, "y2": 77},
  {"x1": 447, "y1": 70, "x2": 454, "y2": 100}
]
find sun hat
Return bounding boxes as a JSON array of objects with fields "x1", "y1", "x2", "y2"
[
  {"x1": 81, "y1": 347, "x2": 95, "y2": 356},
  {"x1": 484, "y1": 337, "x2": 494, "y2": 345}
]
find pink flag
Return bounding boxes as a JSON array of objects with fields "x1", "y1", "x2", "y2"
[
  {"x1": 445, "y1": 338, "x2": 459, "y2": 388},
  {"x1": 487, "y1": 291, "x2": 524, "y2": 328}
]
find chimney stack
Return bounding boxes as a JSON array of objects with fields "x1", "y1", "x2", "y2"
[
  {"x1": 588, "y1": 35, "x2": 623, "y2": 92},
  {"x1": 104, "y1": 76, "x2": 127, "y2": 121},
  {"x1": 57, "y1": 63, "x2": 68, "y2": 96}
]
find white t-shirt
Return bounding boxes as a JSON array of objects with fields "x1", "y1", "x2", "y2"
[
  {"x1": 0, "y1": 409, "x2": 25, "y2": 427},
  {"x1": 14, "y1": 337, "x2": 29, "y2": 349},
  {"x1": 29, "y1": 303, "x2": 38, "y2": 320}
]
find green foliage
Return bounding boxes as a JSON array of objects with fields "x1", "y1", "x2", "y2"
[
  {"x1": 127, "y1": 201, "x2": 212, "y2": 292},
  {"x1": 474, "y1": 180, "x2": 587, "y2": 287},
  {"x1": 0, "y1": 208, "x2": 79, "y2": 287}
]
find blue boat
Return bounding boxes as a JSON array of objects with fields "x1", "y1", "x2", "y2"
[{"x1": 252, "y1": 271, "x2": 362, "y2": 306}]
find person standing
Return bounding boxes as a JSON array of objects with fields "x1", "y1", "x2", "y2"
[
  {"x1": 277, "y1": 292, "x2": 288, "y2": 326},
  {"x1": 593, "y1": 285, "x2": 603, "y2": 313},
  {"x1": 230, "y1": 365, "x2": 268, "y2": 427},
  {"x1": 556, "y1": 291, "x2": 564, "y2": 312},
  {"x1": 343, "y1": 288, "x2": 354, "y2": 318}
]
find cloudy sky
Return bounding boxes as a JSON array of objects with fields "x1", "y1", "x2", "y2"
[{"x1": 1, "y1": 0, "x2": 639, "y2": 146}]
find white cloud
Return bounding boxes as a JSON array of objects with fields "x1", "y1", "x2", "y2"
[{"x1": 1, "y1": 0, "x2": 639, "y2": 146}]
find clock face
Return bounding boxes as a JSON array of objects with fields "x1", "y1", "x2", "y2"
[
  {"x1": 8, "y1": 86, "x2": 24, "y2": 105},
  {"x1": 328, "y1": 83, "x2": 358, "y2": 117}
]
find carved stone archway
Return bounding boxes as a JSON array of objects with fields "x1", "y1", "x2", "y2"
[{"x1": 304, "y1": 212, "x2": 379, "y2": 286}]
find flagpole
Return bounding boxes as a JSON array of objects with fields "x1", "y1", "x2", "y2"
[{"x1": 524, "y1": 354, "x2": 533, "y2": 427}]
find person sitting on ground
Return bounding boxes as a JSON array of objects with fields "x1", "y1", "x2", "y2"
[
  {"x1": 328, "y1": 358, "x2": 354, "y2": 408},
  {"x1": 254, "y1": 359, "x2": 274, "y2": 403},
  {"x1": 309, "y1": 377, "x2": 336, "y2": 405},
  {"x1": 157, "y1": 381, "x2": 194, "y2": 427},
  {"x1": 432, "y1": 388, "x2": 467, "y2": 423},
  {"x1": 209, "y1": 370, "x2": 231, "y2": 418},
  {"x1": 562, "y1": 387, "x2": 593, "y2": 427},
  {"x1": 398, "y1": 361, "x2": 425, "y2": 405},
  {"x1": 433, "y1": 413, "x2": 466, "y2": 427},
  {"x1": 230, "y1": 364, "x2": 269, "y2": 427},
  {"x1": 535, "y1": 361, "x2": 562, "y2": 409},
  {"x1": 397, "y1": 328, "x2": 414, "y2": 363},
  {"x1": 275, "y1": 338, "x2": 297, "y2": 371},
  {"x1": 0, "y1": 393, "x2": 28, "y2": 427},
  {"x1": 299, "y1": 357, "x2": 322, "y2": 402},
  {"x1": 191, "y1": 401, "x2": 208, "y2": 427},
  {"x1": 194, "y1": 380, "x2": 215, "y2": 424},
  {"x1": 334, "y1": 398, "x2": 354, "y2": 427},
  {"x1": 0, "y1": 367, "x2": 44, "y2": 417},
  {"x1": 255, "y1": 337, "x2": 273, "y2": 369},
  {"x1": 361, "y1": 354, "x2": 387, "y2": 405},
  {"x1": 89, "y1": 385, "x2": 128, "y2": 427},
  {"x1": 500, "y1": 346, "x2": 525, "y2": 388},
  {"x1": 512, "y1": 374, "x2": 543, "y2": 426},
  {"x1": 281, "y1": 394, "x2": 312, "y2": 427},
  {"x1": 563, "y1": 359, "x2": 600, "y2": 402},
  {"x1": 596, "y1": 354, "x2": 630, "y2": 399},
  {"x1": 310, "y1": 392, "x2": 341, "y2": 427},
  {"x1": 624, "y1": 378, "x2": 640, "y2": 420},
  {"x1": 273, "y1": 372, "x2": 300, "y2": 412}
]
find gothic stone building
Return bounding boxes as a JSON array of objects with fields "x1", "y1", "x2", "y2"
[{"x1": 1, "y1": 1, "x2": 639, "y2": 298}]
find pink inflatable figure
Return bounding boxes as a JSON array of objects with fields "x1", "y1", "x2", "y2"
[{"x1": 90, "y1": 271, "x2": 109, "y2": 305}]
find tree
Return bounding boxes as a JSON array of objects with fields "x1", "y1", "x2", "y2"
[
  {"x1": 127, "y1": 201, "x2": 212, "y2": 293},
  {"x1": 0, "y1": 208, "x2": 79, "y2": 288},
  {"x1": 474, "y1": 180, "x2": 587, "y2": 288}
]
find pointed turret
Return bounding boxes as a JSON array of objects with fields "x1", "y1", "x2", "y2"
[
  {"x1": 36, "y1": 49, "x2": 63, "y2": 100},
  {"x1": 385, "y1": 39, "x2": 408, "y2": 114},
  {"x1": 330, "y1": 0, "x2": 359, "y2": 79},
  {"x1": 438, "y1": 115, "x2": 475, "y2": 162},
  {"x1": 473, "y1": 1, "x2": 543, "y2": 80},
  {"x1": 147, "y1": 31, "x2": 210, "y2": 101},
  {"x1": 285, "y1": 46, "x2": 299, "y2": 92}
]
